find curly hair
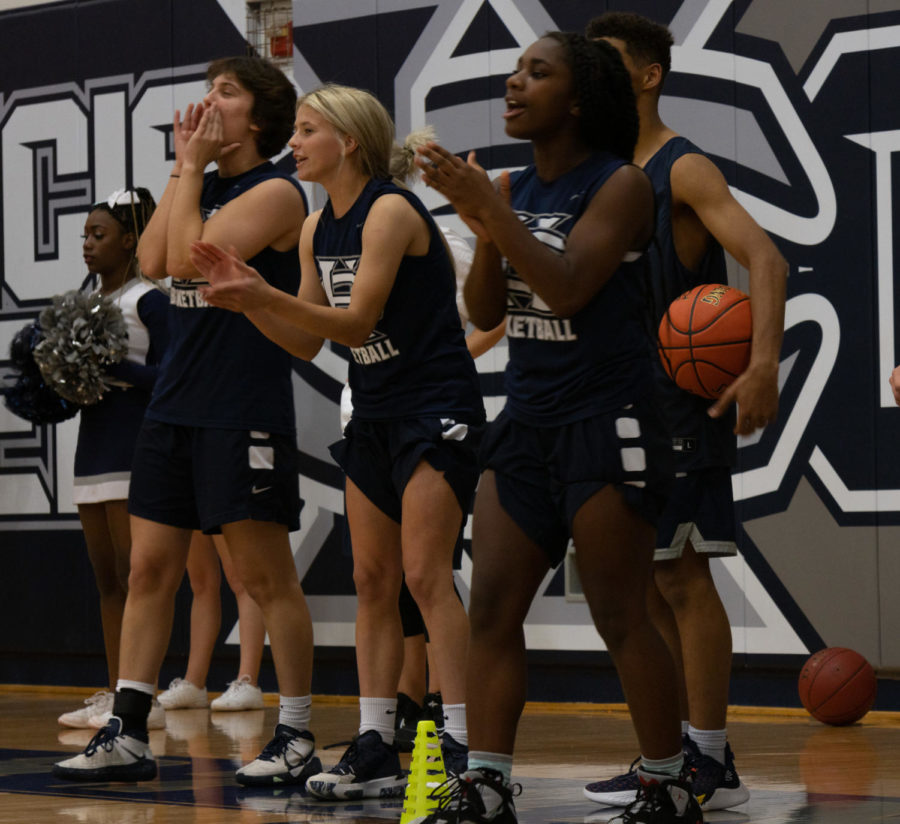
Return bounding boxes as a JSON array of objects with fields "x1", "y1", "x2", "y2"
[
  {"x1": 207, "y1": 56, "x2": 297, "y2": 158},
  {"x1": 585, "y1": 12, "x2": 674, "y2": 87},
  {"x1": 543, "y1": 31, "x2": 638, "y2": 161},
  {"x1": 90, "y1": 188, "x2": 156, "y2": 239}
]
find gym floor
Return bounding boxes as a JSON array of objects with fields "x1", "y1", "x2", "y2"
[{"x1": 2, "y1": 688, "x2": 900, "y2": 823}]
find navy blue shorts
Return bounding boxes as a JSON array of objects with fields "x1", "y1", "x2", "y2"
[
  {"x1": 655, "y1": 466, "x2": 737, "y2": 560},
  {"x1": 129, "y1": 420, "x2": 301, "y2": 533},
  {"x1": 482, "y1": 399, "x2": 673, "y2": 567},
  {"x1": 329, "y1": 416, "x2": 483, "y2": 524}
]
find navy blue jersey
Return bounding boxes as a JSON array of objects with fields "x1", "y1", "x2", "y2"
[
  {"x1": 147, "y1": 162, "x2": 304, "y2": 435},
  {"x1": 313, "y1": 177, "x2": 484, "y2": 424},
  {"x1": 503, "y1": 153, "x2": 654, "y2": 426},
  {"x1": 644, "y1": 137, "x2": 736, "y2": 469}
]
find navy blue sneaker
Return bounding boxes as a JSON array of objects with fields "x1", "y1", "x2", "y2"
[
  {"x1": 441, "y1": 732, "x2": 468, "y2": 776},
  {"x1": 609, "y1": 771, "x2": 702, "y2": 824},
  {"x1": 684, "y1": 738, "x2": 749, "y2": 810},
  {"x1": 306, "y1": 730, "x2": 407, "y2": 800}
]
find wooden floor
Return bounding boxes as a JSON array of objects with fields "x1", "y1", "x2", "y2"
[{"x1": 3, "y1": 687, "x2": 900, "y2": 823}]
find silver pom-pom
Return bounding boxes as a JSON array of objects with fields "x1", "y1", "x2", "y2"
[{"x1": 33, "y1": 289, "x2": 128, "y2": 405}]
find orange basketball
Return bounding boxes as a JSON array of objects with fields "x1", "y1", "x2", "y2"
[
  {"x1": 798, "y1": 647, "x2": 877, "y2": 726},
  {"x1": 657, "y1": 284, "x2": 752, "y2": 399}
]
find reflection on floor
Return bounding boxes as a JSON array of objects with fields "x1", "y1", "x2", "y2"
[{"x1": 2, "y1": 690, "x2": 900, "y2": 823}]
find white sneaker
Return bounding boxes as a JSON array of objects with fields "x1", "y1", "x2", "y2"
[
  {"x1": 157, "y1": 677, "x2": 208, "y2": 710},
  {"x1": 53, "y1": 717, "x2": 157, "y2": 782},
  {"x1": 89, "y1": 699, "x2": 166, "y2": 730},
  {"x1": 211, "y1": 675, "x2": 265, "y2": 711},
  {"x1": 58, "y1": 691, "x2": 114, "y2": 729}
]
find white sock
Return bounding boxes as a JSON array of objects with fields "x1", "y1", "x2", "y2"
[
  {"x1": 681, "y1": 720, "x2": 690, "y2": 736},
  {"x1": 688, "y1": 725, "x2": 727, "y2": 765},
  {"x1": 443, "y1": 702, "x2": 467, "y2": 745},
  {"x1": 360, "y1": 696, "x2": 397, "y2": 744},
  {"x1": 278, "y1": 694, "x2": 312, "y2": 732}
]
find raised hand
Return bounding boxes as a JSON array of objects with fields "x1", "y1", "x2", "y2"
[{"x1": 190, "y1": 241, "x2": 273, "y2": 313}]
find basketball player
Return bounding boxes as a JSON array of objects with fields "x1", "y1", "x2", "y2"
[
  {"x1": 190, "y1": 84, "x2": 485, "y2": 798},
  {"x1": 54, "y1": 56, "x2": 318, "y2": 786},
  {"x1": 583, "y1": 12, "x2": 787, "y2": 812},
  {"x1": 416, "y1": 32, "x2": 702, "y2": 824}
]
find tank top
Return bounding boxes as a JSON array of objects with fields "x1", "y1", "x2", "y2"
[{"x1": 147, "y1": 162, "x2": 305, "y2": 435}]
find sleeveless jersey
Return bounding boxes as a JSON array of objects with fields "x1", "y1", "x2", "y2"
[
  {"x1": 644, "y1": 136, "x2": 736, "y2": 469},
  {"x1": 313, "y1": 177, "x2": 484, "y2": 423},
  {"x1": 503, "y1": 153, "x2": 653, "y2": 426},
  {"x1": 147, "y1": 162, "x2": 304, "y2": 435}
]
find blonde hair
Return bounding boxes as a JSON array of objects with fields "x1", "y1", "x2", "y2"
[{"x1": 298, "y1": 84, "x2": 436, "y2": 183}]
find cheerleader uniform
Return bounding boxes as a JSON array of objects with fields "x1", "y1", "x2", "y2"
[
  {"x1": 321, "y1": 178, "x2": 485, "y2": 523},
  {"x1": 129, "y1": 162, "x2": 306, "y2": 533},
  {"x1": 73, "y1": 278, "x2": 168, "y2": 503},
  {"x1": 644, "y1": 137, "x2": 738, "y2": 559},
  {"x1": 481, "y1": 152, "x2": 672, "y2": 565}
]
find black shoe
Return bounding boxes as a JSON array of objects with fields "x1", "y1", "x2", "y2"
[
  {"x1": 395, "y1": 692, "x2": 422, "y2": 752},
  {"x1": 424, "y1": 692, "x2": 444, "y2": 736},
  {"x1": 441, "y1": 732, "x2": 468, "y2": 776},
  {"x1": 421, "y1": 768, "x2": 520, "y2": 824},
  {"x1": 610, "y1": 772, "x2": 703, "y2": 823},
  {"x1": 684, "y1": 738, "x2": 749, "y2": 810}
]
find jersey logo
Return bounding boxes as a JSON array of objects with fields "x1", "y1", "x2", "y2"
[{"x1": 317, "y1": 254, "x2": 401, "y2": 363}]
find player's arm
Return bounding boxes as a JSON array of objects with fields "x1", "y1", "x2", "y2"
[
  {"x1": 672, "y1": 153, "x2": 787, "y2": 433},
  {"x1": 421, "y1": 142, "x2": 654, "y2": 318},
  {"x1": 242, "y1": 212, "x2": 329, "y2": 361},
  {"x1": 196, "y1": 194, "x2": 417, "y2": 348},
  {"x1": 166, "y1": 175, "x2": 304, "y2": 279},
  {"x1": 466, "y1": 321, "x2": 506, "y2": 359},
  {"x1": 138, "y1": 104, "x2": 203, "y2": 278},
  {"x1": 890, "y1": 365, "x2": 900, "y2": 406}
]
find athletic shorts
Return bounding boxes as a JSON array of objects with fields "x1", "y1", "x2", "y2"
[
  {"x1": 482, "y1": 400, "x2": 673, "y2": 567},
  {"x1": 129, "y1": 419, "x2": 301, "y2": 534},
  {"x1": 654, "y1": 466, "x2": 737, "y2": 560},
  {"x1": 329, "y1": 416, "x2": 483, "y2": 524}
]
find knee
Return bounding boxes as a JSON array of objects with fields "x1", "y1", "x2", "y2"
[
  {"x1": 655, "y1": 559, "x2": 716, "y2": 612},
  {"x1": 352, "y1": 561, "x2": 398, "y2": 605},
  {"x1": 91, "y1": 564, "x2": 126, "y2": 599},
  {"x1": 127, "y1": 554, "x2": 180, "y2": 599}
]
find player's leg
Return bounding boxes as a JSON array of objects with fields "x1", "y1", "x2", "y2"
[
  {"x1": 222, "y1": 517, "x2": 320, "y2": 786},
  {"x1": 158, "y1": 532, "x2": 219, "y2": 710},
  {"x1": 54, "y1": 516, "x2": 193, "y2": 783},
  {"x1": 78, "y1": 502, "x2": 127, "y2": 690},
  {"x1": 400, "y1": 459, "x2": 469, "y2": 770},
  {"x1": 212, "y1": 533, "x2": 266, "y2": 710},
  {"x1": 573, "y1": 486, "x2": 681, "y2": 761},
  {"x1": 306, "y1": 476, "x2": 407, "y2": 800},
  {"x1": 655, "y1": 545, "x2": 730, "y2": 731}
]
